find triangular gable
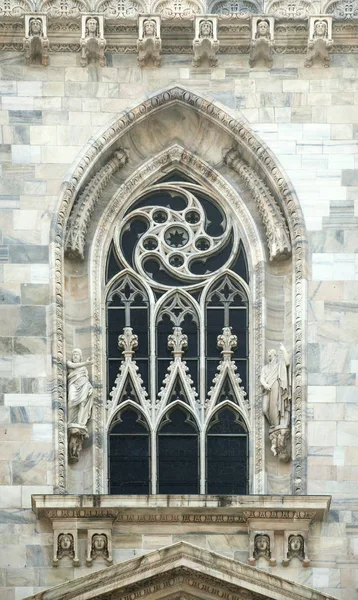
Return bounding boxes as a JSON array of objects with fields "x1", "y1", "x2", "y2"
[{"x1": 24, "y1": 542, "x2": 338, "y2": 600}]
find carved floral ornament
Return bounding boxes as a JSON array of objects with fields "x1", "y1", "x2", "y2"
[{"x1": 54, "y1": 86, "x2": 306, "y2": 496}]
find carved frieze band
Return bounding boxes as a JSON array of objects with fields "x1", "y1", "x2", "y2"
[{"x1": 65, "y1": 148, "x2": 128, "y2": 260}]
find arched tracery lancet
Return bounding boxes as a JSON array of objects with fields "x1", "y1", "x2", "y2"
[{"x1": 54, "y1": 85, "x2": 307, "y2": 498}]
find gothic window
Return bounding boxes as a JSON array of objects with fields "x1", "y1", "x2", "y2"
[
  {"x1": 206, "y1": 407, "x2": 248, "y2": 494},
  {"x1": 106, "y1": 175, "x2": 250, "y2": 494},
  {"x1": 158, "y1": 407, "x2": 199, "y2": 494},
  {"x1": 108, "y1": 407, "x2": 150, "y2": 494}
]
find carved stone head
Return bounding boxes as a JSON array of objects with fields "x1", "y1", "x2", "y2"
[
  {"x1": 256, "y1": 19, "x2": 270, "y2": 38},
  {"x1": 267, "y1": 348, "x2": 277, "y2": 363},
  {"x1": 288, "y1": 534, "x2": 304, "y2": 558},
  {"x1": 72, "y1": 348, "x2": 82, "y2": 363},
  {"x1": 253, "y1": 534, "x2": 271, "y2": 559},
  {"x1": 58, "y1": 533, "x2": 74, "y2": 558},
  {"x1": 199, "y1": 19, "x2": 213, "y2": 38},
  {"x1": 313, "y1": 19, "x2": 328, "y2": 39},
  {"x1": 86, "y1": 16, "x2": 99, "y2": 36},
  {"x1": 91, "y1": 533, "x2": 108, "y2": 557},
  {"x1": 29, "y1": 18, "x2": 43, "y2": 36},
  {"x1": 143, "y1": 19, "x2": 156, "y2": 37}
]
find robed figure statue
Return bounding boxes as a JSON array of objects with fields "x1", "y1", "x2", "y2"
[
  {"x1": 67, "y1": 348, "x2": 93, "y2": 462},
  {"x1": 261, "y1": 343, "x2": 291, "y2": 461}
]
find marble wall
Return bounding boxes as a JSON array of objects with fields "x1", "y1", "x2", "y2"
[{"x1": 0, "y1": 50, "x2": 357, "y2": 600}]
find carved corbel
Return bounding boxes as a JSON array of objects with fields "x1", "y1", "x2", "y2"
[
  {"x1": 137, "y1": 15, "x2": 162, "y2": 67},
  {"x1": 53, "y1": 529, "x2": 79, "y2": 567},
  {"x1": 23, "y1": 14, "x2": 49, "y2": 66},
  {"x1": 282, "y1": 531, "x2": 310, "y2": 567},
  {"x1": 80, "y1": 14, "x2": 106, "y2": 67},
  {"x1": 224, "y1": 148, "x2": 291, "y2": 261},
  {"x1": 249, "y1": 16, "x2": 274, "y2": 68},
  {"x1": 248, "y1": 530, "x2": 276, "y2": 567},
  {"x1": 193, "y1": 16, "x2": 219, "y2": 68},
  {"x1": 305, "y1": 16, "x2": 333, "y2": 68},
  {"x1": 65, "y1": 148, "x2": 128, "y2": 260},
  {"x1": 86, "y1": 529, "x2": 113, "y2": 566}
]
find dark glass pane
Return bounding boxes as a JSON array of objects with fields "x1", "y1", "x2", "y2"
[
  {"x1": 108, "y1": 359, "x2": 121, "y2": 392},
  {"x1": 128, "y1": 189, "x2": 188, "y2": 213},
  {"x1": 197, "y1": 193, "x2": 224, "y2": 237},
  {"x1": 109, "y1": 409, "x2": 150, "y2": 495},
  {"x1": 157, "y1": 359, "x2": 171, "y2": 390},
  {"x1": 236, "y1": 360, "x2": 248, "y2": 393},
  {"x1": 136, "y1": 359, "x2": 149, "y2": 392},
  {"x1": 190, "y1": 234, "x2": 233, "y2": 276},
  {"x1": 158, "y1": 435, "x2": 198, "y2": 494},
  {"x1": 159, "y1": 407, "x2": 198, "y2": 433},
  {"x1": 106, "y1": 243, "x2": 122, "y2": 283},
  {"x1": 110, "y1": 408, "x2": 148, "y2": 434},
  {"x1": 207, "y1": 435, "x2": 248, "y2": 495},
  {"x1": 208, "y1": 407, "x2": 247, "y2": 434},
  {"x1": 144, "y1": 259, "x2": 188, "y2": 287},
  {"x1": 231, "y1": 242, "x2": 249, "y2": 283},
  {"x1": 109, "y1": 436, "x2": 149, "y2": 494},
  {"x1": 229, "y1": 308, "x2": 247, "y2": 329},
  {"x1": 206, "y1": 359, "x2": 218, "y2": 392},
  {"x1": 107, "y1": 308, "x2": 125, "y2": 333},
  {"x1": 157, "y1": 317, "x2": 174, "y2": 359},
  {"x1": 121, "y1": 219, "x2": 148, "y2": 267}
]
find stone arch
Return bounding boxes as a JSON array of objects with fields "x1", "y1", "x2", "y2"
[{"x1": 53, "y1": 85, "x2": 307, "y2": 497}]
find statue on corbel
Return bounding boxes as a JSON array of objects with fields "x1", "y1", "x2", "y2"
[
  {"x1": 23, "y1": 14, "x2": 49, "y2": 66},
  {"x1": 261, "y1": 343, "x2": 291, "y2": 462},
  {"x1": 193, "y1": 16, "x2": 219, "y2": 68},
  {"x1": 67, "y1": 348, "x2": 93, "y2": 463},
  {"x1": 137, "y1": 15, "x2": 162, "y2": 67},
  {"x1": 53, "y1": 530, "x2": 80, "y2": 567},
  {"x1": 80, "y1": 14, "x2": 106, "y2": 67},
  {"x1": 86, "y1": 530, "x2": 113, "y2": 566},
  {"x1": 249, "y1": 16, "x2": 274, "y2": 68},
  {"x1": 305, "y1": 16, "x2": 333, "y2": 68}
]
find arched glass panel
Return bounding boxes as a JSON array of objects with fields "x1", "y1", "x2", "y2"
[
  {"x1": 158, "y1": 407, "x2": 199, "y2": 494},
  {"x1": 106, "y1": 276, "x2": 149, "y2": 393},
  {"x1": 156, "y1": 292, "x2": 199, "y2": 393},
  {"x1": 206, "y1": 407, "x2": 248, "y2": 494},
  {"x1": 205, "y1": 275, "x2": 249, "y2": 394},
  {"x1": 109, "y1": 408, "x2": 150, "y2": 494}
]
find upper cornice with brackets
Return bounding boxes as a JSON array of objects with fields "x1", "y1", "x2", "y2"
[{"x1": 2, "y1": 0, "x2": 358, "y2": 54}]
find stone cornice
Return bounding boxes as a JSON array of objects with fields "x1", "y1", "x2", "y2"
[
  {"x1": 1, "y1": 17, "x2": 358, "y2": 53},
  {"x1": 32, "y1": 494, "x2": 331, "y2": 524}
]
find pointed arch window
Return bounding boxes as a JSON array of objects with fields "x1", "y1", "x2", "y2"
[
  {"x1": 158, "y1": 407, "x2": 199, "y2": 494},
  {"x1": 206, "y1": 407, "x2": 248, "y2": 495},
  {"x1": 106, "y1": 174, "x2": 250, "y2": 495},
  {"x1": 109, "y1": 407, "x2": 150, "y2": 495}
]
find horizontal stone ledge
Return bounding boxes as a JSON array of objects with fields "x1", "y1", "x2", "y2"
[{"x1": 32, "y1": 493, "x2": 331, "y2": 524}]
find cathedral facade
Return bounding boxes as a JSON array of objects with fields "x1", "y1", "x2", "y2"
[{"x1": 0, "y1": 1, "x2": 357, "y2": 599}]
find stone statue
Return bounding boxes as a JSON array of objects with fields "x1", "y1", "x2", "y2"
[
  {"x1": 23, "y1": 16, "x2": 49, "y2": 66},
  {"x1": 305, "y1": 18, "x2": 333, "y2": 68},
  {"x1": 248, "y1": 531, "x2": 276, "y2": 566},
  {"x1": 193, "y1": 16, "x2": 219, "y2": 67},
  {"x1": 249, "y1": 19, "x2": 274, "y2": 68},
  {"x1": 67, "y1": 348, "x2": 93, "y2": 463},
  {"x1": 80, "y1": 16, "x2": 106, "y2": 67},
  {"x1": 137, "y1": 16, "x2": 162, "y2": 67},
  {"x1": 261, "y1": 343, "x2": 291, "y2": 461}
]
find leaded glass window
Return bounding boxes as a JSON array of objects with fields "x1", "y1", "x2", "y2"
[{"x1": 106, "y1": 175, "x2": 250, "y2": 494}]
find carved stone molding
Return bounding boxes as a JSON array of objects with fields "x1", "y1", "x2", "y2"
[
  {"x1": 224, "y1": 148, "x2": 291, "y2": 262},
  {"x1": 65, "y1": 148, "x2": 128, "y2": 260}
]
